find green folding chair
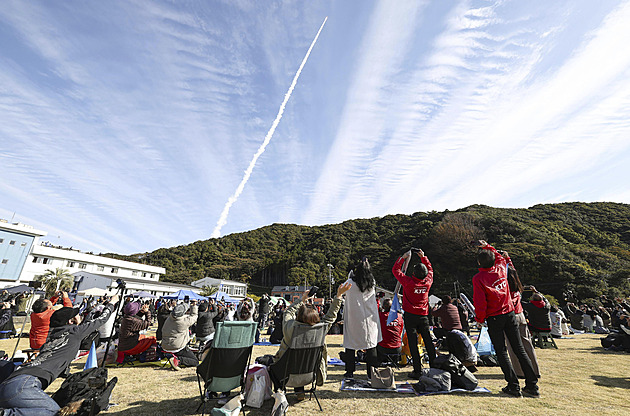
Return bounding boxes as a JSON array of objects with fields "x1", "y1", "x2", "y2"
[{"x1": 196, "y1": 321, "x2": 257, "y2": 415}]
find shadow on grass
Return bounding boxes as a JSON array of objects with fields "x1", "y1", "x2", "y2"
[{"x1": 591, "y1": 375, "x2": 630, "y2": 389}]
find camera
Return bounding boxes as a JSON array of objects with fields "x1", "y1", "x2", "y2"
[
  {"x1": 308, "y1": 286, "x2": 319, "y2": 297},
  {"x1": 410, "y1": 247, "x2": 421, "y2": 253},
  {"x1": 115, "y1": 279, "x2": 126, "y2": 289}
]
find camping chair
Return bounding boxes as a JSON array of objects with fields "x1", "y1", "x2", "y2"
[
  {"x1": 530, "y1": 329, "x2": 558, "y2": 349},
  {"x1": 196, "y1": 321, "x2": 257, "y2": 415},
  {"x1": 269, "y1": 323, "x2": 328, "y2": 411}
]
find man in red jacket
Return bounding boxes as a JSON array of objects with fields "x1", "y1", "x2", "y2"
[
  {"x1": 472, "y1": 240, "x2": 539, "y2": 397},
  {"x1": 392, "y1": 248, "x2": 436, "y2": 379},
  {"x1": 377, "y1": 298, "x2": 403, "y2": 364},
  {"x1": 29, "y1": 291, "x2": 73, "y2": 350}
]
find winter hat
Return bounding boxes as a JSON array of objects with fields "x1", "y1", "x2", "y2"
[
  {"x1": 172, "y1": 303, "x2": 189, "y2": 318},
  {"x1": 123, "y1": 302, "x2": 140, "y2": 316},
  {"x1": 50, "y1": 307, "x2": 80, "y2": 327}
]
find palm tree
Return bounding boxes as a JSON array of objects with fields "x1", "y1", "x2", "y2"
[
  {"x1": 37, "y1": 268, "x2": 74, "y2": 297},
  {"x1": 199, "y1": 285, "x2": 218, "y2": 297}
]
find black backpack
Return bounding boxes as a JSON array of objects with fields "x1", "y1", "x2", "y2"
[
  {"x1": 51, "y1": 367, "x2": 117, "y2": 416},
  {"x1": 601, "y1": 333, "x2": 622, "y2": 349},
  {"x1": 431, "y1": 354, "x2": 478, "y2": 390}
]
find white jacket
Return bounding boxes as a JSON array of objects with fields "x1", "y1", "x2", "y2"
[{"x1": 342, "y1": 278, "x2": 382, "y2": 350}]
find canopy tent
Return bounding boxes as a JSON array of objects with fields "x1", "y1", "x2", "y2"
[
  {"x1": 208, "y1": 291, "x2": 239, "y2": 304},
  {"x1": 269, "y1": 296, "x2": 288, "y2": 307},
  {"x1": 162, "y1": 289, "x2": 207, "y2": 302},
  {"x1": 131, "y1": 291, "x2": 157, "y2": 299},
  {"x1": 4, "y1": 284, "x2": 35, "y2": 294},
  {"x1": 77, "y1": 287, "x2": 109, "y2": 297}
]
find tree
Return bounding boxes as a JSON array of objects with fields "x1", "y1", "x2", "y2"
[
  {"x1": 36, "y1": 268, "x2": 74, "y2": 297},
  {"x1": 199, "y1": 285, "x2": 218, "y2": 297}
]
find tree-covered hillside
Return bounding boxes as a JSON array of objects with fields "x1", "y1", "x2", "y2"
[{"x1": 107, "y1": 202, "x2": 630, "y2": 301}]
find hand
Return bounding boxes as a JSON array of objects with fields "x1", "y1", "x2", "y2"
[
  {"x1": 109, "y1": 295, "x2": 120, "y2": 305},
  {"x1": 402, "y1": 250, "x2": 411, "y2": 259},
  {"x1": 141, "y1": 304, "x2": 150, "y2": 313},
  {"x1": 62, "y1": 291, "x2": 69, "y2": 299},
  {"x1": 301, "y1": 290, "x2": 311, "y2": 302},
  {"x1": 191, "y1": 300, "x2": 197, "y2": 306},
  {"x1": 336, "y1": 281, "x2": 352, "y2": 298},
  {"x1": 416, "y1": 248, "x2": 424, "y2": 257},
  {"x1": 477, "y1": 240, "x2": 488, "y2": 248}
]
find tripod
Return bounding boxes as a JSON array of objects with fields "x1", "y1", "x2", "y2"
[
  {"x1": 100, "y1": 280, "x2": 126, "y2": 368},
  {"x1": 10, "y1": 291, "x2": 37, "y2": 360}
]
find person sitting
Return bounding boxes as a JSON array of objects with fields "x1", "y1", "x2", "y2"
[
  {"x1": 117, "y1": 301, "x2": 156, "y2": 363},
  {"x1": 432, "y1": 295, "x2": 477, "y2": 367},
  {"x1": 161, "y1": 301, "x2": 199, "y2": 369},
  {"x1": 522, "y1": 291, "x2": 551, "y2": 333},
  {"x1": 29, "y1": 291, "x2": 73, "y2": 350},
  {"x1": 271, "y1": 283, "x2": 350, "y2": 400},
  {"x1": 377, "y1": 298, "x2": 403, "y2": 365},
  {"x1": 156, "y1": 300, "x2": 174, "y2": 341},
  {"x1": 549, "y1": 306, "x2": 563, "y2": 338},
  {"x1": 269, "y1": 301, "x2": 286, "y2": 344},
  {"x1": 196, "y1": 301, "x2": 223, "y2": 347},
  {"x1": 0, "y1": 295, "x2": 119, "y2": 415}
]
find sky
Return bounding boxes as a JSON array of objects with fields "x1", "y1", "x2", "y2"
[{"x1": 1, "y1": 0, "x2": 630, "y2": 255}]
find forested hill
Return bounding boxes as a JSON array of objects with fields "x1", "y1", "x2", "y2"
[{"x1": 108, "y1": 202, "x2": 630, "y2": 301}]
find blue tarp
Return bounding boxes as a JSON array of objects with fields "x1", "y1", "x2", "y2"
[
  {"x1": 208, "y1": 290, "x2": 239, "y2": 304},
  {"x1": 162, "y1": 289, "x2": 207, "y2": 301}
]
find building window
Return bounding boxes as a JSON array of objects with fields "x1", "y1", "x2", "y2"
[
  {"x1": 67, "y1": 261, "x2": 75, "y2": 267},
  {"x1": 97, "y1": 265, "x2": 104, "y2": 272},
  {"x1": 32, "y1": 256, "x2": 38, "y2": 263},
  {"x1": 151, "y1": 274, "x2": 156, "y2": 279},
  {"x1": 78, "y1": 263, "x2": 87, "y2": 269},
  {"x1": 9, "y1": 240, "x2": 16, "y2": 245},
  {"x1": 21, "y1": 242, "x2": 27, "y2": 247},
  {"x1": 0, "y1": 239, "x2": 3, "y2": 243},
  {"x1": 42, "y1": 258, "x2": 50, "y2": 264},
  {"x1": 1, "y1": 259, "x2": 8, "y2": 264},
  {"x1": 111, "y1": 268, "x2": 118, "y2": 274},
  {"x1": 142, "y1": 272, "x2": 147, "y2": 277},
  {"x1": 132, "y1": 271, "x2": 139, "y2": 276}
]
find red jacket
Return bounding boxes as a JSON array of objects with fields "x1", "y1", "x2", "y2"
[
  {"x1": 378, "y1": 309, "x2": 403, "y2": 349},
  {"x1": 472, "y1": 245, "x2": 514, "y2": 323},
  {"x1": 29, "y1": 294, "x2": 73, "y2": 349},
  {"x1": 392, "y1": 256, "x2": 433, "y2": 316},
  {"x1": 510, "y1": 290, "x2": 524, "y2": 314}
]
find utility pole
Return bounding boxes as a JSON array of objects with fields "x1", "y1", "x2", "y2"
[{"x1": 327, "y1": 263, "x2": 334, "y2": 299}]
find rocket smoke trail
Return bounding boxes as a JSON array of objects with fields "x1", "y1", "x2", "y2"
[{"x1": 211, "y1": 17, "x2": 328, "y2": 238}]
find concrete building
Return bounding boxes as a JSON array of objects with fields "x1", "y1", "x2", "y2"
[
  {"x1": 0, "y1": 219, "x2": 198, "y2": 297},
  {"x1": 191, "y1": 277, "x2": 247, "y2": 299}
]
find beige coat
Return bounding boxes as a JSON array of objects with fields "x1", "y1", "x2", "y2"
[
  {"x1": 273, "y1": 297, "x2": 342, "y2": 386},
  {"x1": 161, "y1": 304, "x2": 198, "y2": 352}
]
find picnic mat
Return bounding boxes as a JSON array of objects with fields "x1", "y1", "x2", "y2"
[
  {"x1": 253, "y1": 341, "x2": 279, "y2": 346},
  {"x1": 105, "y1": 358, "x2": 170, "y2": 368},
  {"x1": 340, "y1": 379, "x2": 415, "y2": 394},
  {"x1": 340, "y1": 379, "x2": 491, "y2": 396}
]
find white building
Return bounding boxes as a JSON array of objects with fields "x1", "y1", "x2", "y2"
[
  {"x1": 191, "y1": 277, "x2": 247, "y2": 299},
  {"x1": 0, "y1": 219, "x2": 199, "y2": 297}
]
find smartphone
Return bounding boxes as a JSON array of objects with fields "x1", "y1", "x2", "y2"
[
  {"x1": 410, "y1": 247, "x2": 421, "y2": 253},
  {"x1": 308, "y1": 286, "x2": 319, "y2": 297}
]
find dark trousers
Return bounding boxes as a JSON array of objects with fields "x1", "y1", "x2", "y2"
[
  {"x1": 486, "y1": 311, "x2": 538, "y2": 390},
  {"x1": 175, "y1": 346, "x2": 199, "y2": 367},
  {"x1": 376, "y1": 345, "x2": 401, "y2": 365},
  {"x1": 344, "y1": 347, "x2": 377, "y2": 378},
  {"x1": 404, "y1": 312, "x2": 436, "y2": 372}
]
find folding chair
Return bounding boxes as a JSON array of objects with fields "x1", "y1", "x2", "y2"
[
  {"x1": 269, "y1": 323, "x2": 328, "y2": 411},
  {"x1": 196, "y1": 321, "x2": 257, "y2": 415},
  {"x1": 530, "y1": 330, "x2": 558, "y2": 349}
]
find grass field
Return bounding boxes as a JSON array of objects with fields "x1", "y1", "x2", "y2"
[{"x1": 2, "y1": 319, "x2": 629, "y2": 416}]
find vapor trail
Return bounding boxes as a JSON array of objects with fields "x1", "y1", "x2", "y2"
[{"x1": 211, "y1": 17, "x2": 328, "y2": 238}]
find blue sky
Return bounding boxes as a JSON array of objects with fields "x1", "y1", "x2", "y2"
[{"x1": 1, "y1": 0, "x2": 629, "y2": 255}]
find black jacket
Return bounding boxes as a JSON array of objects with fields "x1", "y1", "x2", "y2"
[
  {"x1": 9, "y1": 303, "x2": 115, "y2": 389},
  {"x1": 196, "y1": 306, "x2": 221, "y2": 338}
]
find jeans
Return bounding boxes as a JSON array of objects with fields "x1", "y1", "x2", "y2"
[
  {"x1": 486, "y1": 311, "x2": 538, "y2": 390},
  {"x1": 0, "y1": 375, "x2": 60, "y2": 416},
  {"x1": 403, "y1": 312, "x2": 436, "y2": 372}
]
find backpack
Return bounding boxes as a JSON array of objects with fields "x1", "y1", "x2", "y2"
[
  {"x1": 601, "y1": 333, "x2": 622, "y2": 349},
  {"x1": 51, "y1": 367, "x2": 117, "y2": 416},
  {"x1": 431, "y1": 354, "x2": 478, "y2": 390}
]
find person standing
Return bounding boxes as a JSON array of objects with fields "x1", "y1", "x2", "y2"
[
  {"x1": 341, "y1": 258, "x2": 381, "y2": 379},
  {"x1": 472, "y1": 240, "x2": 539, "y2": 397},
  {"x1": 392, "y1": 248, "x2": 436, "y2": 379}
]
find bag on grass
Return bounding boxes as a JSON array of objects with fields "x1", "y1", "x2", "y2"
[
  {"x1": 211, "y1": 393, "x2": 243, "y2": 416},
  {"x1": 432, "y1": 354, "x2": 478, "y2": 390},
  {"x1": 371, "y1": 366, "x2": 395, "y2": 389},
  {"x1": 245, "y1": 373, "x2": 266, "y2": 408},
  {"x1": 51, "y1": 367, "x2": 117, "y2": 416},
  {"x1": 601, "y1": 333, "x2": 622, "y2": 349},
  {"x1": 418, "y1": 368, "x2": 451, "y2": 392}
]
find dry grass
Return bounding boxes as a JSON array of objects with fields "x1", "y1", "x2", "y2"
[{"x1": 2, "y1": 318, "x2": 629, "y2": 416}]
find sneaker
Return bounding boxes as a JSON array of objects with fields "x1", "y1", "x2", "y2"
[
  {"x1": 343, "y1": 372, "x2": 354, "y2": 379},
  {"x1": 522, "y1": 385, "x2": 540, "y2": 397},
  {"x1": 169, "y1": 356, "x2": 180, "y2": 371},
  {"x1": 501, "y1": 386, "x2": 522, "y2": 398},
  {"x1": 408, "y1": 371, "x2": 421, "y2": 380}
]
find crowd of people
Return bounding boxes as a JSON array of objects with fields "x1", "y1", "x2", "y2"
[{"x1": 0, "y1": 240, "x2": 629, "y2": 414}]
